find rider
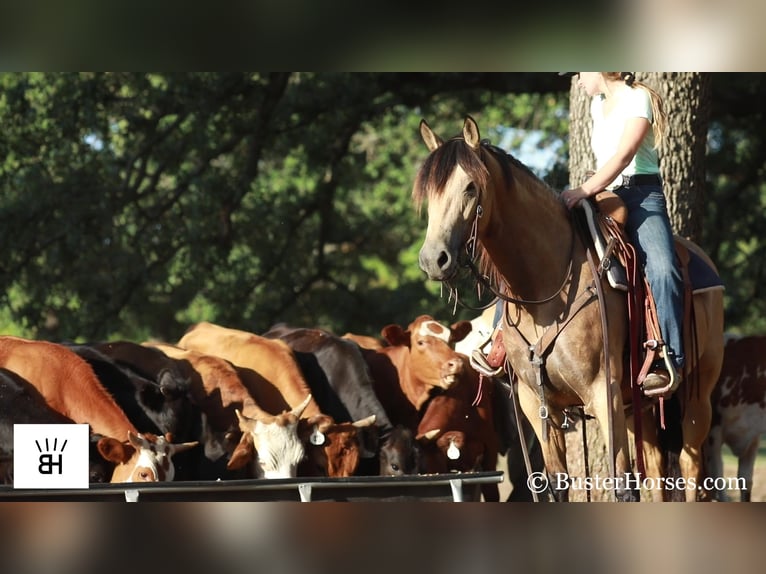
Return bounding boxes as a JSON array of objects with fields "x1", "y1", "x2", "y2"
[{"x1": 560, "y1": 72, "x2": 684, "y2": 396}]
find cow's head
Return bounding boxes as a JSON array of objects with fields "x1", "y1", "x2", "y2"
[
  {"x1": 299, "y1": 414, "x2": 377, "y2": 477},
  {"x1": 381, "y1": 315, "x2": 471, "y2": 390},
  {"x1": 379, "y1": 425, "x2": 422, "y2": 476},
  {"x1": 97, "y1": 431, "x2": 198, "y2": 483},
  {"x1": 227, "y1": 394, "x2": 312, "y2": 479}
]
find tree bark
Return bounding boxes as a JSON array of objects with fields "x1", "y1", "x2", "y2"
[{"x1": 648, "y1": 72, "x2": 712, "y2": 242}]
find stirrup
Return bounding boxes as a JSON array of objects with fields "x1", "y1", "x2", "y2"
[
  {"x1": 642, "y1": 359, "x2": 681, "y2": 398},
  {"x1": 470, "y1": 349, "x2": 504, "y2": 378}
]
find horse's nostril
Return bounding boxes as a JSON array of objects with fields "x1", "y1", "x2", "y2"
[{"x1": 437, "y1": 251, "x2": 450, "y2": 270}]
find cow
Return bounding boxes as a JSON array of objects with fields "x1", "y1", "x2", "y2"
[
  {"x1": 359, "y1": 315, "x2": 471, "y2": 435},
  {"x1": 0, "y1": 367, "x2": 115, "y2": 484},
  {"x1": 262, "y1": 324, "x2": 390, "y2": 475},
  {"x1": 704, "y1": 334, "x2": 766, "y2": 502},
  {"x1": 355, "y1": 315, "x2": 481, "y2": 479},
  {"x1": 146, "y1": 342, "x2": 311, "y2": 479},
  {"x1": 0, "y1": 336, "x2": 197, "y2": 483},
  {"x1": 378, "y1": 425, "x2": 423, "y2": 476},
  {"x1": 177, "y1": 322, "x2": 368, "y2": 477},
  {"x1": 415, "y1": 358, "x2": 500, "y2": 501}
]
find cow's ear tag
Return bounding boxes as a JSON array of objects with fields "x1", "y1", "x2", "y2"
[
  {"x1": 447, "y1": 439, "x2": 460, "y2": 460},
  {"x1": 310, "y1": 427, "x2": 326, "y2": 446}
]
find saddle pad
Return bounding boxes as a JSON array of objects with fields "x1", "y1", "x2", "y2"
[{"x1": 686, "y1": 248, "x2": 725, "y2": 293}]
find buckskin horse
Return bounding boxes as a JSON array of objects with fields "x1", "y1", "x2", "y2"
[{"x1": 413, "y1": 116, "x2": 724, "y2": 501}]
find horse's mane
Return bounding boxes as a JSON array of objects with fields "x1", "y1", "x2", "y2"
[{"x1": 412, "y1": 136, "x2": 562, "y2": 293}]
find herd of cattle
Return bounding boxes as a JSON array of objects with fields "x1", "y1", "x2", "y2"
[{"x1": 0, "y1": 312, "x2": 763, "y2": 502}]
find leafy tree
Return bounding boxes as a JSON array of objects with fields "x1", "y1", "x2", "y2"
[{"x1": 0, "y1": 73, "x2": 569, "y2": 342}]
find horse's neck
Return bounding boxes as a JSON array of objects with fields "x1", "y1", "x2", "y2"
[{"x1": 482, "y1": 173, "x2": 574, "y2": 303}]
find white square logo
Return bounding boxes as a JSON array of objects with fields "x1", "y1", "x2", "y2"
[{"x1": 13, "y1": 424, "x2": 90, "y2": 489}]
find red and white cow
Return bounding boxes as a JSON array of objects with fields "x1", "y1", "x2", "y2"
[
  {"x1": 177, "y1": 322, "x2": 368, "y2": 477},
  {"x1": 147, "y1": 342, "x2": 310, "y2": 479},
  {"x1": 376, "y1": 314, "x2": 472, "y2": 410},
  {"x1": 0, "y1": 336, "x2": 197, "y2": 483},
  {"x1": 704, "y1": 334, "x2": 766, "y2": 502}
]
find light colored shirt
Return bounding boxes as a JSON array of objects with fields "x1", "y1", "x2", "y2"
[{"x1": 590, "y1": 86, "x2": 660, "y2": 189}]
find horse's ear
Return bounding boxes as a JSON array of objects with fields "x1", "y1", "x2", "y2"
[
  {"x1": 463, "y1": 116, "x2": 481, "y2": 150},
  {"x1": 420, "y1": 119, "x2": 443, "y2": 152}
]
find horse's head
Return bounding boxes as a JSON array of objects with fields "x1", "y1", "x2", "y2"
[{"x1": 413, "y1": 116, "x2": 491, "y2": 282}]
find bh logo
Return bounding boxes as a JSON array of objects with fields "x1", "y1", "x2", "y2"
[{"x1": 14, "y1": 424, "x2": 90, "y2": 489}]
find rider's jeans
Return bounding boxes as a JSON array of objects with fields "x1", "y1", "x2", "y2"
[{"x1": 614, "y1": 184, "x2": 685, "y2": 372}]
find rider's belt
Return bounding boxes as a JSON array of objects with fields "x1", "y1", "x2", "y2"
[{"x1": 610, "y1": 173, "x2": 662, "y2": 190}]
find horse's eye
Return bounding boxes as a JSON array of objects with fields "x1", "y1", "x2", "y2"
[{"x1": 465, "y1": 185, "x2": 477, "y2": 198}]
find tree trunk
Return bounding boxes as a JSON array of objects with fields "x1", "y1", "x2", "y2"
[
  {"x1": 567, "y1": 79, "x2": 595, "y2": 188},
  {"x1": 649, "y1": 72, "x2": 712, "y2": 242}
]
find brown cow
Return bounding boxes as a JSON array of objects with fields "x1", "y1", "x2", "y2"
[
  {"x1": 146, "y1": 342, "x2": 310, "y2": 479},
  {"x1": 0, "y1": 336, "x2": 197, "y2": 483},
  {"x1": 416, "y1": 357, "x2": 500, "y2": 501},
  {"x1": 375, "y1": 315, "x2": 472, "y2": 409},
  {"x1": 704, "y1": 334, "x2": 766, "y2": 502},
  {"x1": 177, "y1": 322, "x2": 368, "y2": 477}
]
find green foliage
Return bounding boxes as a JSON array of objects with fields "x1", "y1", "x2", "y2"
[{"x1": 703, "y1": 74, "x2": 766, "y2": 335}]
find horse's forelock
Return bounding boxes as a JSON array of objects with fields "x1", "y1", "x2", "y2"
[{"x1": 413, "y1": 138, "x2": 491, "y2": 211}]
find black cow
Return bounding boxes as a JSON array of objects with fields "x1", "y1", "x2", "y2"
[
  {"x1": 64, "y1": 343, "x2": 200, "y2": 481},
  {"x1": 378, "y1": 425, "x2": 423, "y2": 476},
  {"x1": 0, "y1": 367, "x2": 114, "y2": 484},
  {"x1": 263, "y1": 324, "x2": 400, "y2": 475}
]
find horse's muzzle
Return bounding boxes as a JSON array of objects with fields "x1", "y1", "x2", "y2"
[{"x1": 419, "y1": 244, "x2": 458, "y2": 281}]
